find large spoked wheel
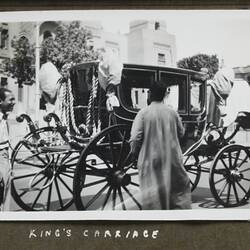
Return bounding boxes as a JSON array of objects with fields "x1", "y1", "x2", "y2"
[
  {"x1": 11, "y1": 127, "x2": 79, "y2": 211},
  {"x1": 183, "y1": 154, "x2": 201, "y2": 192},
  {"x1": 209, "y1": 144, "x2": 250, "y2": 207},
  {"x1": 73, "y1": 124, "x2": 141, "y2": 210}
]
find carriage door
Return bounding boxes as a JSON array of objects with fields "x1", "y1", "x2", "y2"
[{"x1": 159, "y1": 71, "x2": 188, "y2": 115}]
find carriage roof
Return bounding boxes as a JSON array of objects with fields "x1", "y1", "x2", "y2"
[
  {"x1": 71, "y1": 61, "x2": 205, "y2": 78},
  {"x1": 123, "y1": 63, "x2": 205, "y2": 77}
]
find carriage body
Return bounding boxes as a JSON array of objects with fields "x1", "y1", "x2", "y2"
[{"x1": 69, "y1": 62, "x2": 207, "y2": 153}]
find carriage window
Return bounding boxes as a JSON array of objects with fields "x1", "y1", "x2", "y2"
[
  {"x1": 131, "y1": 88, "x2": 149, "y2": 109},
  {"x1": 120, "y1": 69, "x2": 156, "y2": 111},
  {"x1": 160, "y1": 72, "x2": 187, "y2": 113},
  {"x1": 163, "y1": 85, "x2": 179, "y2": 111},
  {"x1": 190, "y1": 80, "x2": 203, "y2": 113}
]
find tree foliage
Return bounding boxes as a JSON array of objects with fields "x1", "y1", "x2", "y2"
[
  {"x1": 177, "y1": 53, "x2": 219, "y2": 78},
  {"x1": 4, "y1": 21, "x2": 98, "y2": 88},
  {"x1": 40, "y1": 21, "x2": 98, "y2": 70},
  {"x1": 4, "y1": 36, "x2": 35, "y2": 87}
]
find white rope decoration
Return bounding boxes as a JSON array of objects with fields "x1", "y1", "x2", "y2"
[
  {"x1": 86, "y1": 69, "x2": 99, "y2": 135},
  {"x1": 59, "y1": 63, "x2": 102, "y2": 137}
]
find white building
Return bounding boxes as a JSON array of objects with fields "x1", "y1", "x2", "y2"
[{"x1": 0, "y1": 20, "x2": 176, "y2": 117}]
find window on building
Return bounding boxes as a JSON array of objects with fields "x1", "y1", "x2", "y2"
[
  {"x1": 0, "y1": 29, "x2": 9, "y2": 49},
  {"x1": 0, "y1": 77, "x2": 8, "y2": 87},
  {"x1": 155, "y1": 22, "x2": 160, "y2": 30},
  {"x1": 158, "y1": 53, "x2": 166, "y2": 65}
]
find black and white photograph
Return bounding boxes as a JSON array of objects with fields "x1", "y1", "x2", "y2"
[{"x1": 0, "y1": 10, "x2": 250, "y2": 220}]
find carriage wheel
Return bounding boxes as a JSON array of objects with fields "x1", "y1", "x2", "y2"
[
  {"x1": 73, "y1": 124, "x2": 141, "y2": 210},
  {"x1": 209, "y1": 144, "x2": 250, "y2": 207},
  {"x1": 11, "y1": 127, "x2": 79, "y2": 211},
  {"x1": 183, "y1": 154, "x2": 201, "y2": 191}
]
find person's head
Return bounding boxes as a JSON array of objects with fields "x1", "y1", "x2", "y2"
[
  {"x1": 149, "y1": 80, "x2": 167, "y2": 102},
  {"x1": 0, "y1": 88, "x2": 16, "y2": 114}
]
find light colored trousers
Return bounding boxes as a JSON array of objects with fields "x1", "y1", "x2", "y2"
[{"x1": 0, "y1": 148, "x2": 12, "y2": 211}]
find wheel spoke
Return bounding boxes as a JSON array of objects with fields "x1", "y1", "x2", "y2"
[
  {"x1": 228, "y1": 151, "x2": 233, "y2": 169},
  {"x1": 54, "y1": 154, "x2": 61, "y2": 166},
  {"x1": 18, "y1": 175, "x2": 47, "y2": 197},
  {"x1": 232, "y1": 182, "x2": 240, "y2": 203},
  {"x1": 21, "y1": 142, "x2": 47, "y2": 165},
  {"x1": 218, "y1": 180, "x2": 228, "y2": 197},
  {"x1": 235, "y1": 181, "x2": 248, "y2": 195},
  {"x1": 12, "y1": 172, "x2": 36, "y2": 181},
  {"x1": 85, "y1": 183, "x2": 109, "y2": 209},
  {"x1": 108, "y1": 133, "x2": 116, "y2": 168},
  {"x1": 242, "y1": 177, "x2": 250, "y2": 181},
  {"x1": 63, "y1": 163, "x2": 77, "y2": 168},
  {"x1": 233, "y1": 149, "x2": 241, "y2": 169},
  {"x1": 237, "y1": 155, "x2": 249, "y2": 169},
  {"x1": 95, "y1": 149, "x2": 112, "y2": 169},
  {"x1": 57, "y1": 175, "x2": 73, "y2": 194},
  {"x1": 46, "y1": 181, "x2": 53, "y2": 211},
  {"x1": 187, "y1": 170, "x2": 199, "y2": 175},
  {"x1": 122, "y1": 186, "x2": 142, "y2": 210},
  {"x1": 226, "y1": 183, "x2": 232, "y2": 203},
  {"x1": 54, "y1": 177, "x2": 63, "y2": 209},
  {"x1": 112, "y1": 187, "x2": 117, "y2": 210},
  {"x1": 220, "y1": 157, "x2": 230, "y2": 171},
  {"x1": 118, "y1": 187, "x2": 126, "y2": 210},
  {"x1": 183, "y1": 156, "x2": 190, "y2": 165},
  {"x1": 85, "y1": 169, "x2": 109, "y2": 177},
  {"x1": 60, "y1": 172, "x2": 74, "y2": 179},
  {"x1": 101, "y1": 186, "x2": 113, "y2": 210},
  {"x1": 62, "y1": 155, "x2": 79, "y2": 165},
  {"x1": 130, "y1": 182, "x2": 139, "y2": 187},
  {"x1": 62, "y1": 170, "x2": 75, "y2": 174},
  {"x1": 31, "y1": 178, "x2": 50, "y2": 209},
  {"x1": 214, "y1": 176, "x2": 227, "y2": 185},
  {"x1": 239, "y1": 167, "x2": 250, "y2": 173},
  {"x1": 15, "y1": 160, "x2": 44, "y2": 168},
  {"x1": 189, "y1": 179, "x2": 194, "y2": 186},
  {"x1": 83, "y1": 179, "x2": 107, "y2": 188},
  {"x1": 117, "y1": 131, "x2": 127, "y2": 168},
  {"x1": 59, "y1": 152, "x2": 71, "y2": 164}
]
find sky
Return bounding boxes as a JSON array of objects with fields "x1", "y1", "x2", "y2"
[
  {"x1": 1, "y1": 10, "x2": 250, "y2": 68},
  {"x1": 100, "y1": 10, "x2": 250, "y2": 68}
]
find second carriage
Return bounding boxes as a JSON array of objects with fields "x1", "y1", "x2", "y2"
[{"x1": 10, "y1": 62, "x2": 250, "y2": 211}]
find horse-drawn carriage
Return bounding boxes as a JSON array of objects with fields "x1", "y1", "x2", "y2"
[{"x1": 10, "y1": 61, "x2": 250, "y2": 211}]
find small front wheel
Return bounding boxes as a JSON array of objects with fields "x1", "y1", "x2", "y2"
[
  {"x1": 209, "y1": 144, "x2": 250, "y2": 207},
  {"x1": 11, "y1": 127, "x2": 79, "y2": 211}
]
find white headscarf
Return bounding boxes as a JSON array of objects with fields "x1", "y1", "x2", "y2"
[{"x1": 209, "y1": 67, "x2": 234, "y2": 97}]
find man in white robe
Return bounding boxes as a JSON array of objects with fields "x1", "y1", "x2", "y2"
[{"x1": 130, "y1": 81, "x2": 191, "y2": 210}]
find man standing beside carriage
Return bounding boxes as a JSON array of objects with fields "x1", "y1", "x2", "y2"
[
  {"x1": 0, "y1": 87, "x2": 16, "y2": 211},
  {"x1": 130, "y1": 81, "x2": 192, "y2": 210}
]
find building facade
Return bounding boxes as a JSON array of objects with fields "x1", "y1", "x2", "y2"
[
  {"x1": 0, "y1": 19, "x2": 177, "y2": 117},
  {"x1": 127, "y1": 20, "x2": 177, "y2": 66}
]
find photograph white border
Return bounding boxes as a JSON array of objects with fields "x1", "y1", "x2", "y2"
[{"x1": 1, "y1": 10, "x2": 250, "y2": 221}]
